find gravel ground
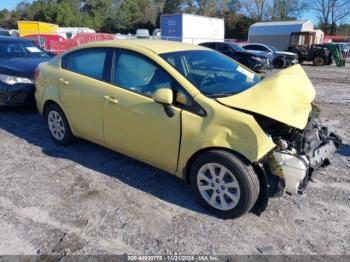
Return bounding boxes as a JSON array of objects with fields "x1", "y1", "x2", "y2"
[{"x1": 0, "y1": 65, "x2": 349, "y2": 256}]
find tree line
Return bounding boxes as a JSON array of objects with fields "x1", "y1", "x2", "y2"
[{"x1": 0, "y1": 0, "x2": 349, "y2": 39}]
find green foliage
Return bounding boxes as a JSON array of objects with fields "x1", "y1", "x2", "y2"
[
  {"x1": 163, "y1": 0, "x2": 183, "y2": 14},
  {"x1": 0, "y1": 0, "x2": 333, "y2": 40},
  {"x1": 225, "y1": 14, "x2": 257, "y2": 40},
  {"x1": 337, "y1": 24, "x2": 350, "y2": 36}
]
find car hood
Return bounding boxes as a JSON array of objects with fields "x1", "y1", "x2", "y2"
[
  {"x1": 0, "y1": 58, "x2": 49, "y2": 79},
  {"x1": 275, "y1": 51, "x2": 297, "y2": 57},
  {"x1": 236, "y1": 51, "x2": 267, "y2": 59},
  {"x1": 217, "y1": 64, "x2": 315, "y2": 130},
  {"x1": 245, "y1": 50, "x2": 273, "y2": 58}
]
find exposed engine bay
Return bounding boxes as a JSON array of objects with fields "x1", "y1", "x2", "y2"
[{"x1": 255, "y1": 110, "x2": 342, "y2": 195}]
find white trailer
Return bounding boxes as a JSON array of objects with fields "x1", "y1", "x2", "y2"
[
  {"x1": 161, "y1": 13, "x2": 225, "y2": 45},
  {"x1": 248, "y1": 20, "x2": 315, "y2": 50}
]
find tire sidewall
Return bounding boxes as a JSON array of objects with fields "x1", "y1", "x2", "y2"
[
  {"x1": 190, "y1": 151, "x2": 256, "y2": 219},
  {"x1": 273, "y1": 57, "x2": 286, "y2": 68},
  {"x1": 313, "y1": 56, "x2": 325, "y2": 66}
]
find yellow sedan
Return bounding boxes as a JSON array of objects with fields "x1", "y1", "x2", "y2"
[{"x1": 35, "y1": 40, "x2": 341, "y2": 219}]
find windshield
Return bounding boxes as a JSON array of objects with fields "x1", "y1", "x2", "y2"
[
  {"x1": 0, "y1": 40, "x2": 50, "y2": 59},
  {"x1": 228, "y1": 43, "x2": 246, "y2": 52},
  {"x1": 160, "y1": 50, "x2": 261, "y2": 97},
  {"x1": 265, "y1": 44, "x2": 279, "y2": 52}
]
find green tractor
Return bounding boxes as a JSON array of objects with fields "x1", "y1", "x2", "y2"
[
  {"x1": 288, "y1": 32, "x2": 332, "y2": 66},
  {"x1": 324, "y1": 43, "x2": 346, "y2": 67}
]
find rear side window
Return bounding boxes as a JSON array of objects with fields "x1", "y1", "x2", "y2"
[
  {"x1": 246, "y1": 45, "x2": 265, "y2": 51},
  {"x1": 201, "y1": 43, "x2": 215, "y2": 49},
  {"x1": 243, "y1": 45, "x2": 255, "y2": 50},
  {"x1": 62, "y1": 48, "x2": 108, "y2": 80}
]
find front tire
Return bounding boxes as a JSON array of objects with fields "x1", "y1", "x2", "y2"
[
  {"x1": 273, "y1": 57, "x2": 287, "y2": 69},
  {"x1": 45, "y1": 103, "x2": 75, "y2": 145},
  {"x1": 190, "y1": 150, "x2": 260, "y2": 219}
]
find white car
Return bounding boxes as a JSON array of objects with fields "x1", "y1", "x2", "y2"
[
  {"x1": 242, "y1": 43, "x2": 298, "y2": 69},
  {"x1": 136, "y1": 29, "x2": 150, "y2": 39}
]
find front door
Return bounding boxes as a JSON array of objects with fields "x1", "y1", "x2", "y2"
[{"x1": 101, "y1": 49, "x2": 182, "y2": 172}]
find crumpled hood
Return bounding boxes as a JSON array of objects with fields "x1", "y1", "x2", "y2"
[
  {"x1": 217, "y1": 64, "x2": 315, "y2": 130},
  {"x1": 275, "y1": 51, "x2": 297, "y2": 57}
]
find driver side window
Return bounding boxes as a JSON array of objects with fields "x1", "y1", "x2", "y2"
[
  {"x1": 260, "y1": 46, "x2": 270, "y2": 52},
  {"x1": 112, "y1": 50, "x2": 172, "y2": 97},
  {"x1": 111, "y1": 49, "x2": 196, "y2": 111}
]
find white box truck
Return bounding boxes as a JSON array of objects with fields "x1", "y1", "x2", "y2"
[{"x1": 160, "y1": 13, "x2": 225, "y2": 45}]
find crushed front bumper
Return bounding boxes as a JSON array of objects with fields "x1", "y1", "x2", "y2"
[
  {"x1": 267, "y1": 115, "x2": 342, "y2": 195},
  {"x1": 252, "y1": 60, "x2": 274, "y2": 73},
  {"x1": 0, "y1": 83, "x2": 35, "y2": 107}
]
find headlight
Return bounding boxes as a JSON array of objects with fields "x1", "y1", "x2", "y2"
[
  {"x1": 252, "y1": 56, "x2": 265, "y2": 62},
  {"x1": 0, "y1": 74, "x2": 33, "y2": 85}
]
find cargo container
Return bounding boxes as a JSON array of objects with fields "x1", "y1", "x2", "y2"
[
  {"x1": 248, "y1": 20, "x2": 316, "y2": 50},
  {"x1": 17, "y1": 21, "x2": 59, "y2": 37},
  {"x1": 160, "y1": 13, "x2": 225, "y2": 44}
]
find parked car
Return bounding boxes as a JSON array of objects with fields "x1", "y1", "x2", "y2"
[
  {"x1": 23, "y1": 34, "x2": 65, "y2": 53},
  {"x1": 200, "y1": 42, "x2": 272, "y2": 73},
  {"x1": 331, "y1": 43, "x2": 350, "y2": 57},
  {"x1": 0, "y1": 37, "x2": 51, "y2": 106},
  {"x1": 0, "y1": 28, "x2": 10, "y2": 37},
  {"x1": 152, "y1": 29, "x2": 161, "y2": 39},
  {"x1": 35, "y1": 40, "x2": 341, "y2": 219},
  {"x1": 242, "y1": 43, "x2": 298, "y2": 68},
  {"x1": 136, "y1": 29, "x2": 150, "y2": 39}
]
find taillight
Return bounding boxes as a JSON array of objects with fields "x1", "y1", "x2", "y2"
[{"x1": 34, "y1": 68, "x2": 40, "y2": 82}]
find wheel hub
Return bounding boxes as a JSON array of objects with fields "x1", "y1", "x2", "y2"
[{"x1": 197, "y1": 163, "x2": 241, "y2": 211}]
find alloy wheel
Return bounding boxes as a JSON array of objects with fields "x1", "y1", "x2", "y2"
[
  {"x1": 48, "y1": 110, "x2": 66, "y2": 141},
  {"x1": 197, "y1": 163, "x2": 241, "y2": 211}
]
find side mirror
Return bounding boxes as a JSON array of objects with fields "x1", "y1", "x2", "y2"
[
  {"x1": 152, "y1": 88, "x2": 173, "y2": 105},
  {"x1": 152, "y1": 88, "x2": 174, "y2": 118}
]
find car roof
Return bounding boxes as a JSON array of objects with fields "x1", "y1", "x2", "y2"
[
  {"x1": 0, "y1": 36, "x2": 30, "y2": 42},
  {"x1": 74, "y1": 40, "x2": 208, "y2": 54},
  {"x1": 243, "y1": 43, "x2": 266, "y2": 46}
]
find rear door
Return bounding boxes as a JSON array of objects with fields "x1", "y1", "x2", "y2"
[{"x1": 59, "y1": 47, "x2": 111, "y2": 143}]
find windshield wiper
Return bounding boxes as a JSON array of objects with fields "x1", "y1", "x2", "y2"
[{"x1": 207, "y1": 92, "x2": 237, "y2": 98}]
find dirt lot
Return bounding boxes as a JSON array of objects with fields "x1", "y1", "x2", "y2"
[{"x1": 0, "y1": 64, "x2": 349, "y2": 256}]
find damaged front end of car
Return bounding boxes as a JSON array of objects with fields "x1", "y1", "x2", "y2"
[
  {"x1": 256, "y1": 110, "x2": 342, "y2": 196},
  {"x1": 217, "y1": 65, "x2": 342, "y2": 197}
]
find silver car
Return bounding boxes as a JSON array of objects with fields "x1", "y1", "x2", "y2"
[{"x1": 242, "y1": 43, "x2": 298, "y2": 69}]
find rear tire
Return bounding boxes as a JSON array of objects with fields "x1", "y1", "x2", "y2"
[
  {"x1": 45, "y1": 103, "x2": 75, "y2": 145},
  {"x1": 190, "y1": 150, "x2": 260, "y2": 219},
  {"x1": 313, "y1": 56, "x2": 326, "y2": 66}
]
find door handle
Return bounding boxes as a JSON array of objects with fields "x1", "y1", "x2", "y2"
[
  {"x1": 58, "y1": 78, "x2": 69, "y2": 85},
  {"x1": 103, "y1": 95, "x2": 119, "y2": 104}
]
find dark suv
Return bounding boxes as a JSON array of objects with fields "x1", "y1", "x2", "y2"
[{"x1": 199, "y1": 42, "x2": 272, "y2": 73}]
